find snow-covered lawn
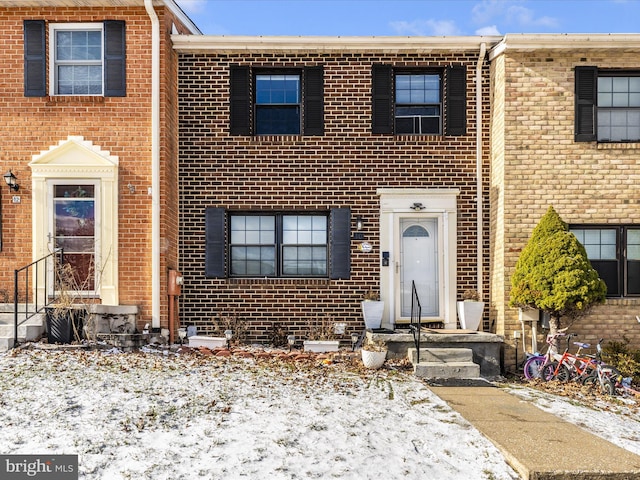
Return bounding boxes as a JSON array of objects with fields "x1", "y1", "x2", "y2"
[{"x1": 0, "y1": 346, "x2": 637, "y2": 479}]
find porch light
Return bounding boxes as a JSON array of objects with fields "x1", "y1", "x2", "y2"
[
  {"x1": 287, "y1": 334, "x2": 296, "y2": 351},
  {"x1": 410, "y1": 202, "x2": 424, "y2": 211},
  {"x1": 356, "y1": 216, "x2": 363, "y2": 231},
  {"x1": 224, "y1": 329, "x2": 233, "y2": 348},
  {"x1": 3, "y1": 170, "x2": 19, "y2": 191}
]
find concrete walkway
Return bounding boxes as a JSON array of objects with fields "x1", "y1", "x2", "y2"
[{"x1": 429, "y1": 383, "x2": 640, "y2": 480}]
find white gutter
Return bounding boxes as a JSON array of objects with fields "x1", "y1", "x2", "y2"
[
  {"x1": 476, "y1": 42, "x2": 486, "y2": 300},
  {"x1": 144, "y1": 0, "x2": 161, "y2": 329}
]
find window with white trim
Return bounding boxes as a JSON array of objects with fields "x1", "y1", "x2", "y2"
[
  {"x1": 230, "y1": 213, "x2": 328, "y2": 277},
  {"x1": 52, "y1": 24, "x2": 103, "y2": 95}
]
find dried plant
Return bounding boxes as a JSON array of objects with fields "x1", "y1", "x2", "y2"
[
  {"x1": 211, "y1": 311, "x2": 248, "y2": 345},
  {"x1": 362, "y1": 336, "x2": 387, "y2": 352},
  {"x1": 269, "y1": 322, "x2": 288, "y2": 348},
  {"x1": 305, "y1": 314, "x2": 338, "y2": 341},
  {"x1": 462, "y1": 289, "x2": 480, "y2": 301},
  {"x1": 362, "y1": 290, "x2": 380, "y2": 301}
]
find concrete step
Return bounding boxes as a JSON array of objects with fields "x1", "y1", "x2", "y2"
[
  {"x1": 0, "y1": 310, "x2": 46, "y2": 351},
  {"x1": 414, "y1": 361, "x2": 480, "y2": 379},
  {"x1": 407, "y1": 347, "x2": 474, "y2": 364}
]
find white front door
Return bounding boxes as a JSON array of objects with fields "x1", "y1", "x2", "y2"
[{"x1": 398, "y1": 218, "x2": 439, "y2": 318}]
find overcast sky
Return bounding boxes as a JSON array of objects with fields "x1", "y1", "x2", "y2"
[{"x1": 178, "y1": 0, "x2": 640, "y2": 36}]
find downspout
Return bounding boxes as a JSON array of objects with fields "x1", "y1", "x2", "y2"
[
  {"x1": 144, "y1": 0, "x2": 161, "y2": 329},
  {"x1": 476, "y1": 43, "x2": 486, "y2": 300}
]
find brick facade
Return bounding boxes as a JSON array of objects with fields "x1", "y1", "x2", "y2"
[
  {"x1": 176, "y1": 44, "x2": 492, "y2": 343},
  {"x1": 0, "y1": 3, "x2": 190, "y2": 331},
  {"x1": 491, "y1": 44, "x2": 640, "y2": 367}
]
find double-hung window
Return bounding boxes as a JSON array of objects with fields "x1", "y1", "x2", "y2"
[
  {"x1": 23, "y1": 20, "x2": 126, "y2": 97},
  {"x1": 575, "y1": 67, "x2": 640, "y2": 142},
  {"x1": 571, "y1": 225, "x2": 640, "y2": 297},
  {"x1": 230, "y1": 214, "x2": 327, "y2": 276},
  {"x1": 205, "y1": 208, "x2": 351, "y2": 279},
  {"x1": 372, "y1": 64, "x2": 466, "y2": 135},
  {"x1": 229, "y1": 66, "x2": 324, "y2": 136},
  {"x1": 255, "y1": 74, "x2": 301, "y2": 134},
  {"x1": 395, "y1": 73, "x2": 441, "y2": 134},
  {"x1": 53, "y1": 25, "x2": 103, "y2": 95}
]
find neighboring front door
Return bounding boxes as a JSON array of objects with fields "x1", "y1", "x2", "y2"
[
  {"x1": 397, "y1": 217, "x2": 439, "y2": 319},
  {"x1": 50, "y1": 182, "x2": 99, "y2": 293}
]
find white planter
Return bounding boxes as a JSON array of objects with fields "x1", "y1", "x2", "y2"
[
  {"x1": 456, "y1": 301, "x2": 485, "y2": 331},
  {"x1": 361, "y1": 300, "x2": 384, "y2": 329},
  {"x1": 303, "y1": 340, "x2": 340, "y2": 353},
  {"x1": 361, "y1": 349, "x2": 387, "y2": 369},
  {"x1": 188, "y1": 336, "x2": 227, "y2": 349}
]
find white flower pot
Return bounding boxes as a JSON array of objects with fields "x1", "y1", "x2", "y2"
[
  {"x1": 456, "y1": 301, "x2": 485, "y2": 331},
  {"x1": 303, "y1": 340, "x2": 340, "y2": 353},
  {"x1": 361, "y1": 300, "x2": 384, "y2": 329},
  {"x1": 361, "y1": 349, "x2": 387, "y2": 369}
]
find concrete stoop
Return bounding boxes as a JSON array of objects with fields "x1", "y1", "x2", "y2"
[
  {"x1": 408, "y1": 347, "x2": 481, "y2": 380},
  {"x1": 0, "y1": 309, "x2": 46, "y2": 351}
]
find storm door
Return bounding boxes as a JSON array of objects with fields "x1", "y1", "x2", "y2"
[
  {"x1": 398, "y1": 218, "x2": 439, "y2": 319},
  {"x1": 50, "y1": 182, "x2": 99, "y2": 293}
]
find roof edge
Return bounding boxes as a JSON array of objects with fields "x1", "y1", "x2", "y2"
[
  {"x1": 172, "y1": 35, "x2": 502, "y2": 53},
  {"x1": 490, "y1": 33, "x2": 640, "y2": 60}
]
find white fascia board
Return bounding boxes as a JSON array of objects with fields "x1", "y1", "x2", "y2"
[
  {"x1": 490, "y1": 33, "x2": 640, "y2": 60},
  {"x1": 172, "y1": 35, "x2": 503, "y2": 54}
]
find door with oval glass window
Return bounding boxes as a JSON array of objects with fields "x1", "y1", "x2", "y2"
[
  {"x1": 397, "y1": 217, "x2": 439, "y2": 320},
  {"x1": 49, "y1": 182, "x2": 99, "y2": 294}
]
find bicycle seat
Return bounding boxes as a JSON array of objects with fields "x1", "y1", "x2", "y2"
[{"x1": 574, "y1": 342, "x2": 590, "y2": 349}]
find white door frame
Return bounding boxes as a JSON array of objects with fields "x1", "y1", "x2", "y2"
[
  {"x1": 378, "y1": 188, "x2": 458, "y2": 329},
  {"x1": 30, "y1": 136, "x2": 119, "y2": 305}
]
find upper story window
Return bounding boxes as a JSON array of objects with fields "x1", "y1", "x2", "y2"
[
  {"x1": 52, "y1": 24, "x2": 103, "y2": 95},
  {"x1": 575, "y1": 67, "x2": 640, "y2": 142},
  {"x1": 570, "y1": 225, "x2": 640, "y2": 297},
  {"x1": 372, "y1": 64, "x2": 466, "y2": 136},
  {"x1": 23, "y1": 20, "x2": 126, "y2": 98},
  {"x1": 255, "y1": 74, "x2": 301, "y2": 134},
  {"x1": 395, "y1": 73, "x2": 442, "y2": 134},
  {"x1": 230, "y1": 66, "x2": 323, "y2": 136}
]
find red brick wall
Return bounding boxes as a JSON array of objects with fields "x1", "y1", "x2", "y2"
[
  {"x1": 0, "y1": 5, "x2": 179, "y2": 330},
  {"x1": 177, "y1": 50, "x2": 492, "y2": 343}
]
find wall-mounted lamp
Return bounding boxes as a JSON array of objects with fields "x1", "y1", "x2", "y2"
[
  {"x1": 410, "y1": 202, "x2": 425, "y2": 211},
  {"x1": 356, "y1": 215, "x2": 363, "y2": 231},
  {"x1": 3, "y1": 170, "x2": 19, "y2": 192}
]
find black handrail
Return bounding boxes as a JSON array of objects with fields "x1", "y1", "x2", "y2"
[
  {"x1": 12, "y1": 249, "x2": 63, "y2": 348},
  {"x1": 409, "y1": 280, "x2": 422, "y2": 364}
]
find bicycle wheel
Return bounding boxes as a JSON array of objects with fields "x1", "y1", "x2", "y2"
[
  {"x1": 541, "y1": 361, "x2": 558, "y2": 381},
  {"x1": 523, "y1": 356, "x2": 545, "y2": 380},
  {"x1": 601, "y1": 377, "x2": 615, "y2": 396},
  {"x1": 555, "y1": 363, "x2": 572, "y2": 382}
]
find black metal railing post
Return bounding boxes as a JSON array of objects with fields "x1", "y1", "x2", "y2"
[
  {"x1": 409, "y1": 280, "x2": 422, "y2": 364},
  {"x1": 12, "y1": 249, "x2": 62, "y2": 348}
]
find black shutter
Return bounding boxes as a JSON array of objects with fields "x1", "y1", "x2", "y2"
[
  {"x1": 372, "y1": 65, "x2": 393, "y2": 134},
  {"x1": 205, "y1": 207, "x2": 227, "y2": 278},
  {"x1": 24, "y1": 20, "x2": 46, "y2": 97},
  {"x1": 329, "y1": 208, "x2": 351, "y2": 280},
  {"x1": 575, "y1": 66, "x2": 597, "y2": 142},
  {"x1": 104, "y1": 21, "x2": 126, "y2": 97},
  {"x1": 230, "y1": 65, "x2": 251, "y2": 135},
  {"x1": 304, "y1": 66, "x2": 324, "y2": 136},
  {"x1": 446, "y1": 65, "x2": 466, "y2": 136}
]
